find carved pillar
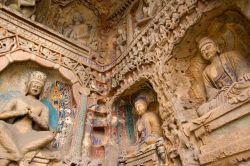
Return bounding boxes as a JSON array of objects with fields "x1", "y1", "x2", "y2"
[{"x1": 69, "y1": 94, "x2": 88, "y2": 157}]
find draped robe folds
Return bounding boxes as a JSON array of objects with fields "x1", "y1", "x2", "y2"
[{"x1": 197, "y1": 51, "x2": 250, "y2": 116}]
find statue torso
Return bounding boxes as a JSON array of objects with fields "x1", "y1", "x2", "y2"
[
  {"x1": 205, "y1": 59, "x2": 234, "y2": 89},
  {"x1": 12, "y1": 95, "x2": 46, "y2": 133},
  {"x1": 136, "y1": 112, "x2": 162, "y2": 142}
]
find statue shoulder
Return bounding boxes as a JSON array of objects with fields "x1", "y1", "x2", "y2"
[
  {"x1": 40, "y1": 101, "x2": 49, "y2": 111},
  {"x1": 144, "y1": 111, "x2": 158, "y2": 119},
  {"x1": 13, "y1": 95, "x2": 27, "y2": 101},
  {"x1": 220, "y1": 50, "x2": 243, "y2": 61}
]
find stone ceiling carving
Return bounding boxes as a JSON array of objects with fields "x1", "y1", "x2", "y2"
[{"x1": 80, "y1": 0, "x2": 131, "y2": 20}]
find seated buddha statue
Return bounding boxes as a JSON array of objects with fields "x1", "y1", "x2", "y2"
[
  {"x1": 126, "y1": 95, "x2": 162, "y2": 156},
  {"x1": 64, "y1": 13, "x2": 89, "y2": 45},
  {"x1": 0, "y1": 71, "x2": 54, "y2": 165},
  {"x1": 197, "y1": 37, "x2": 250, "y2": 116}
]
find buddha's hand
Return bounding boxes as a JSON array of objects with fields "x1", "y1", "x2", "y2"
[
  {"x1": 27, "y1": 109, "x2": 36, "y2": 118},
  {"x1": 20, "y1": 109, "x2": 29, "y2": 116}
]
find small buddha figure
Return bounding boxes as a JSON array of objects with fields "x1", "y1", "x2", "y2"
[
  {"x1": 126, "y1": 95, "x2": 162, "y2": 155},
  {"x1": 197, "y1": 37, "x2": 250, "y2": 116},
  {"x1": 115, "y1": 28, "x2": 127, "y2": 56},
  {"x1": 135, "y1": 0, "x2": 158, "y2": 26},
  {"x1": 0, "y1": 71, "x2": 54, "y2": 165},
  {"x1": 64, "y1": 13, "x2": 89, "y2": 45}
]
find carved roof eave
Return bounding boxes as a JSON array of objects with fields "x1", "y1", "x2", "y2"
[
  {"x1": 79, "y1": 0, "x2": 101, "y2": 18},
  {"x1": 0, "y1": 4, "x2": 107, "y2": 72},
  {"x1": 107, "y1": 0, "x2": 137, "y2": 21}
]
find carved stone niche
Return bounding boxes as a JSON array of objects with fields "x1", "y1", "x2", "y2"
[
  {"x1": 111, "y1": 81, "x2": 166, "y2": 166},
  {"x1": 0, "y1": 61, "x2": 80, "y2": 166},
  {"x1": 171, "y1": 3, "x2": 250, "y2": 165}
]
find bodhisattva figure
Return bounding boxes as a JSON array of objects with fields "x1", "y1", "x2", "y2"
[
  {"x1": 0, "y1": 71, "x2": 54, "y2": 165},
  {"x1": 5, "y1": 0, "x2": 38, "y2": 20},
  {"x1": 197, "y1": 37, "x2": 250, "y2": 116},
  {"x1": 64, "y1": 13, "x2": 89, "y2": 45},
  {"x1": 126, "y1": 96, "x2": 162, "y2": 156}
]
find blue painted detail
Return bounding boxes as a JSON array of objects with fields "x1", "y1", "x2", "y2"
[
  {"x1": 41, "y1": 98, "x2": 58, "y2": 131},
  {"x1": 125, "y1": 104, "x2": 135, "y2": 143},
  {"x1": 0, "y1": 91, "x2": 21, "y2": 101}
]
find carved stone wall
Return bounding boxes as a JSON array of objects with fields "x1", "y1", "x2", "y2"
[{"x1": 0, "y1": 0, "x2": 250, "y2": 165}]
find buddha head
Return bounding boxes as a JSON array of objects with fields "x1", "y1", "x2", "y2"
[
  {"x1": 26, "y1": 71, "x2": 47, "y2": 97},
  {"x1": 134, "y1": 96, "x2": 148, "y2": 116},
  {"x1": 199, "y1": 37, "x2": 220, "y2": 61},
  {"x1": 73, "y1": 13, "x2": 84, "y2": 24}
]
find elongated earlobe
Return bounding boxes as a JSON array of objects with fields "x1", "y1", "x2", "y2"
[{"x1": 24, "y1": 81, "x2": 29, "y2": 95}]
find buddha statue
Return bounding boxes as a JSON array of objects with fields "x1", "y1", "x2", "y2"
[
  {"x1": 197, "y1": 37, "x2": 250, "y2": 116},
  {"x1": 126, "y1": 95, "x2": 162, "y2": 155},
  {"x1": 64, "y1": 13, "x2": 89, "y2": 45},
  {"x1": 0, "y1": 71, "x2": 54, "y2": 165}
]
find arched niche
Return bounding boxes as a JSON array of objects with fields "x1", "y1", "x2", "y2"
[
  {"x1": 163, "y1": 2, "x2": 250, "y2": 165},
  {"x1": 0, "y1": 60, "x2": 77, "y2": 153},
  {"x1": 111, "y1": 80, "x2": 161, "y2": 150},
  {"x1": 0, "y1": 49, "x2": 85, "y2": 106},
  {"x1": 165, "y1": 5, "x2": 250, "y2": 122}
]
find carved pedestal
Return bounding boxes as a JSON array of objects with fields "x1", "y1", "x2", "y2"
[
  {"x1": 120, "y1": 144, "x2": 164, "y2": 166},
  {"x1": 20, "y1": 150, "x2": 61, "y2": 166},
  {"x1": 189, "y1": 99, "x2": 250, "y2": 165}
]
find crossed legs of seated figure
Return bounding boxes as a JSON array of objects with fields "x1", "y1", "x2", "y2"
[
  {"x1": 0, "y1": 122, "x2": 22, "y2": 166},
  {"x1": 0, "y1": 122, "x2": 54, "y2": 165}
]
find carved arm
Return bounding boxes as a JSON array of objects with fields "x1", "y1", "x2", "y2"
[
  {"x1": 0, "y1": 99, "x2": 28, "y2": 119},
  {"x1": 28, "y1": 107, "x2": 49, "y2": 130}
]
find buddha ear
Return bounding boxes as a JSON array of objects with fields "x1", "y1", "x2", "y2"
[
  {"x1": 216, "y1": 45, "x2": 221, "y2": 54},
  {"x1": 24, "y1": 81, "x2": 29, "y2": 95}
]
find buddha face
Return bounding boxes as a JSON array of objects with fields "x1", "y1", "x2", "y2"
[
  {"x1": 28, "y1": 81, "x2": 44, "y2": 96},
  {"x1": 135, "y1": 99, "x2": 148, "y2": 116},
  {"x1": 200, "y1": 42, "x2": 218, "y2": 61}
]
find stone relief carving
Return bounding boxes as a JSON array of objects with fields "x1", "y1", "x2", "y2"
[
  {"x1": 64, "y1": 12, "x2": 90, "y2": 46},
  {"x1": 0, "y1": 11, "x2": 98, "y2": 90},
  {"x1": 0, "y1": 37, "x2": 16, "y2": 54},
  {"x1": 116, "y1": 89, "x2": 167, "y2": 166},
  {"x1": 111, "y1": 0, "x2": 198, "y2": 88},
  {"x1": 4, "y1": 0, "x2": 38, "y2": 20},
  {"x1": 125, "y1": 92, "x2": 162, "y2": 156},
  {"x1": 0, "y1": 71, "x2": 56, "y2": 165},
  {"x1": 40, "y1": 47, "x2": 60, "y2": 62},
  {"x1": 0, "y1": 28, "x2": 16, "y2": 54},
  {"x1": 0, "y1": 0, "x2": 250, "y2": 165},
  {"x1": 115, "y1": 27, "x2": 127, "y2": 56},
  {"x1": 135, "y1": 0, "x2": 160, "y2": 26},
  {"x1": 162, "y1": 117, "x2": 199, "y2": 166},
  {"x1": 196, "y1": 37, "x2": 250, "y2": 116},
  {"x1": 53, "y1": 0, "x2": 73, "y2": 7},
  {"x1": 19, "y1": 37, "x2": 39, "y2": 54}
]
